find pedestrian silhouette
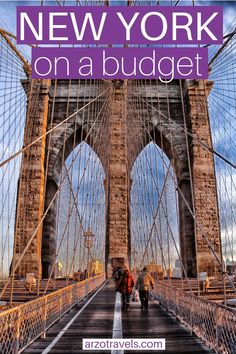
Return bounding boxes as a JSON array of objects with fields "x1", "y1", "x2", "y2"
[
  {"x1": 118, "y1": 266, "x2": 134, "y2": 311},
  {"x1": 135, "y1": 267, "x2": 154, "y2": 310}
]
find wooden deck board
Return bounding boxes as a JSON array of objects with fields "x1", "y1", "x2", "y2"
[{"x1": 122, "y1": 300, "x2": 215, "y2": 353}]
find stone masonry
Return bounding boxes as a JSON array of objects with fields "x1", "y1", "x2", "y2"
[
  {"x1": 186, "y1": 80, "x2": 222, "y2": 276},
  {"x1": 106, "y1": 82, "x2": 130, "y2": 274},
  {"x1": 14, "y1": 79, "x2": 50, "y2": 278},
  {"x1": 13, "y1": 79, "x2": 222, "y2": 279}
]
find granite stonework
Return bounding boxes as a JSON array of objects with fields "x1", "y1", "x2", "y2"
[{"x1": 13, "y1": 79, "x2": 222, "y2": 279}]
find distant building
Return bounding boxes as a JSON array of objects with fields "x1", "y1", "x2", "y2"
[
  {"x1": 172, "y1": 259, "x2": 182, "y2": 279},
  {"x1": 88, "y1": 259, "x2": 104, "y2": 275},
  {"x1": 54, "y1": 261, "x2": 63, "y2": 278},
  {"x1": 226, "y1": 259, "x2": 236, "y2": 275}
]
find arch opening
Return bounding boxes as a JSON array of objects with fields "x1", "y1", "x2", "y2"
[
  {"x1": 130, "y1": 142, "x2": 183, "y2": 279},
  {"x1": 42, "y1": 142, "x2": 106, "y2": 279}
]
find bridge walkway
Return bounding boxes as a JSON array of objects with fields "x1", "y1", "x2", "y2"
[{"x1": 23, "y1": 282, "x2": 215, "y2": 354}]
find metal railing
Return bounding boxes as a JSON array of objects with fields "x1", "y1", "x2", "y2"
[
  {"x1": 152, "y1": 281, "x2": 236, "y2": 354},
  {"x1": 0, "y1": 274, "x2": 105, "y2": 354}
]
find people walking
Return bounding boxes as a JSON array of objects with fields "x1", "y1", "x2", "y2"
[
  {"x1": 118, "y1": 266, "x2": 134, "y2": 311},
  {"x1": 135, "y1": 267, "x2": 155, "y2": 310},
  {"x1": 112, "y1": 266, "x2": 123, "y2": 291}
]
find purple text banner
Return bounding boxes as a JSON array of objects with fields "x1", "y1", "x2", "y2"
[
  {"x1": 17, "y1": 6, "x2": 223, "y2": 45},
  {"x1": 31, "y1": 47, "x2": 208, "y2": 80}
]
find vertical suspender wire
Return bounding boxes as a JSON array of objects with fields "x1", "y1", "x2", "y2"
[
  {"x1": 88, "y1": 86, "x2": 107, "y2": 266},
  {"x1": 63, "y1": 93, "x2": 109, "y2": 280},
  {"x1": 128, "y1": 81, "x2": 171, "y2": 281},
  {"x1": 44, "y1": 86, "x2": 107, "y2": 289},
  {"x1": 136, "y1": 79, "x2": 154, "y2": 269},
  {"x1": 64, "y1": 80, "x2": 73, "y2": 284},
  {"x1": 153, "y1": 78, "x2": 164, "y2": 280},
  {"x1": 142, "y1": 116, "x2": 235, "y2": 291},
  {"x1": 43, "y1": 86, "x2": 111, "y2": 293},
  {"x1": 0, "y1": 41, "x2": 28, "y2": 283},
  {"x1": 140, "y1": 106, "x2": 193, "y2": 290},
  {"x1": 73, "y1": 79, "x2": 82, "y2": 276},
  {"x1": 77, "y1": 79, "x2": 87, "y2": 274},
  {"x1": 179, "y1": 81, "x2": 199, "y2": 294},
  {"x1": 9, "y1": 76, "x2": 37, "y2": 304},
  {"x1": 203, "y1": 80, "x2": 227, "y2": 305},
  {"x1": 164, "y1": 80, "x2": 179, "y2": 285},
  {"x1": 38, "y1": 78, "x2": 58, "y2": 294},
  {"x1": 128, "y1": 80, "x2": 147, "y2": 269},
  {"x1": 128, "y1": 93, "x2": 192, "y2": 291},
  {"x1": 0, "y1": 87, "x2": 111, "y2": 300},
  {"x1": 135, "y1": 88, "x2": 235, "y2": 292},
  {"x1": 52, "y1": 79, "x2": 96, "y2": 282},
  {"x1": 53, "y1": 99, "x2": 69, "y2": 289}
]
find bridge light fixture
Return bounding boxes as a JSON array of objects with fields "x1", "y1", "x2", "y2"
[{"x1": 83, "y1": 228, "x2": 95, "y2": 278}]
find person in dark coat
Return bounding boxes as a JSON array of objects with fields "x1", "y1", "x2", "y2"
[{"x1": 112, "y1": 266, "x2": 123, "y2": 291}]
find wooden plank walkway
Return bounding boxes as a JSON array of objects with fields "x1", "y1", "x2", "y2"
[
  {"x1": 122, "y1": 300, "x2": 214, "y2": 353},
  {"x1": 23, "y1": 282, "x2": 215, "y2": 354}
]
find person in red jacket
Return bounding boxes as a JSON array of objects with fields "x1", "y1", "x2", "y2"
[{"x1": 118, "y1": 266, "x2": 134, "y2": 311}]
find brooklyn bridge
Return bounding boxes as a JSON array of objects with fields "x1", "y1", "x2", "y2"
[{"x1": 0, "y1": 0, "x2": 236, "y2": 353}]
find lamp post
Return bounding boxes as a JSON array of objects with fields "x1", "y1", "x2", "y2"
[{"x1": 83, "y1": 228, "x2": 95, "y2": 278}]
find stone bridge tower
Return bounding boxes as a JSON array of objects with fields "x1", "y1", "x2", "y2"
[{"x1": 13, "y1": 79, "x2": 221, "y2": 279}]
